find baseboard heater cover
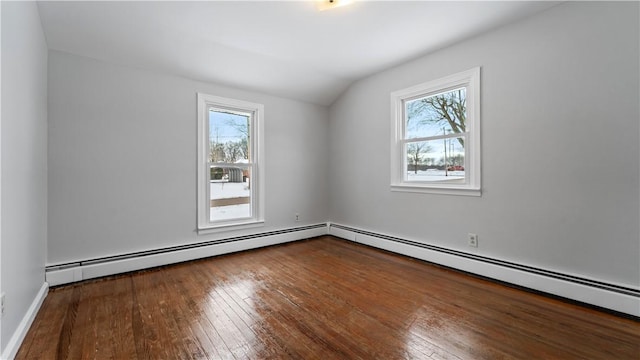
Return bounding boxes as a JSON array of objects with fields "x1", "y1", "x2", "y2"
[
  {"x1": 46, "y1": 223, "x2": 328, "y2": 286},
  {"x1": 329, "y1": 223, "x2": 640, "y2": 317}
]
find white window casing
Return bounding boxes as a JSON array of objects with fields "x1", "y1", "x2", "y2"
[
  {"x1": 197, "y1": 93, "x2": 265, "y2": 232},
  {"x1": 390, "y1": 67, "x2": 481, "y2": 196}
]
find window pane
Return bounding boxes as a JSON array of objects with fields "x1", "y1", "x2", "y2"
[
  {"x1": 405, "y1": 137, "x2": 465, "y2": 183},
  {"x1": 405, "y1": 87, "x2": 466, "y2": 139},
  {"x1": 209, "y1": 165, "x2": 251, "y2": 222},
  {"x1": 208, "y1": 108, "x2": 252, "y2": 222},
  {"x1": 209, "y1": 109, "x2": 250, "y2": 163}
]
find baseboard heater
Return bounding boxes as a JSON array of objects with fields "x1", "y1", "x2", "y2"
[
  {"x1": 45, "y1": 221, "x2": 639, "y2": 317},
  {"x1": 329, "y1": 223, "x2": 640, "y2": 317},
  {"x1": 46, "y1": 223, "x2": 328, "y2": 286}
]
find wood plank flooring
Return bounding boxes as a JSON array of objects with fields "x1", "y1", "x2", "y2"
[{"x1": 17, "y1": 236, "x2": 640, "y2": 359}]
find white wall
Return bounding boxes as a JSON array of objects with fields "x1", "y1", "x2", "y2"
[
  {"x1": 1, "y1": 1, "x2": 48, "y2": 355},
  {"x1": 328, "y1": 2, "x2": 639, "y2": 288},
  {"x1": 47, "y1": 51, "x2": 329, "y2": 265},
  {"x1": 18, "y1": 0, "x2": 640, "y2": 329}
]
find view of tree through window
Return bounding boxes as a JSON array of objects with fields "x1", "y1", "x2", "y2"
[
  {"x1": 209, "y1": 109, "x2": 251, "y2": 221},
  {"x1": 405, "y1": 87, "x2": 467, "y2": 183}
]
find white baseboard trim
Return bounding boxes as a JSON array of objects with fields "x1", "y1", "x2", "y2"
[
  {"x1": 1, "y1": 282, "x2": 48, "y2": 360},
  {"x1": 329, "y1": 223, "x2": 640, "y2": 317},
  {"x1": 46, "y1": 224, "x2": 328, "y2": 286}
]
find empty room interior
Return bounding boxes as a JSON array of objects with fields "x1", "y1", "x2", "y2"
[{"x1": 2, "y1": 0, "x2": 639, "y2": 359}]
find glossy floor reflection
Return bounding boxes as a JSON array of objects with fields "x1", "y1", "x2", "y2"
[{"x1": 17, "y1": 236, "x2": 640, "y2": 359}]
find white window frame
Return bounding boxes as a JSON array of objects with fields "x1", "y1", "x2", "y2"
[
  {"x1": 197, "y1": 93, "x2": 265, "y2": 232},
  {"x1": 390, "y1": 67, "x2": 481, "y2": 196}
]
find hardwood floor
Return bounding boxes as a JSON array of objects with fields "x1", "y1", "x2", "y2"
[{"x1": 17, "y1": 236, "x2": 640, "y2": 359}]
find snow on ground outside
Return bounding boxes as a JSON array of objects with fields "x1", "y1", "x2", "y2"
[
  {"x1": 210, "y1": 181, "x2": 250, "y2": 200},
  {"x1": 211, "y1": 204, "x2": 250, "y2": 222},
  {"x1": 407, "y1": 170, "x2": 464, "y2": 182},
  {"x1": 210, "y1": 181, "x2": 251, "y2": 221}
]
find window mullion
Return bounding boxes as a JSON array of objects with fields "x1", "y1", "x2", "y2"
[{"x1": 402, "y1": 132, "x2": 466, "y2": 143}]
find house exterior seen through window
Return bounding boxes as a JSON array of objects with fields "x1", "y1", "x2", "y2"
[
  {"x1": 391, "y1": 67, "x2": 481, "y2": 196},
  {"x1": 197, "y1": 93, "x2": 264, "y2": 232}
]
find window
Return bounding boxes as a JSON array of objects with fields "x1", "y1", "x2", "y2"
[
  {"x1": 390, "y1": 67, "x2": 481, "y2": 196},
  {"x1": 197, "y1": 93, "x2": 264, "y2": 231}
]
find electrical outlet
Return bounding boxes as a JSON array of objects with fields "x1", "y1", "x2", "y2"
[
  {"x1": 1, "y1": 292, "x2": 5, "y2": 316},
  {"x1": 468, "y1": 233, "x2": 478, "y2": 247},
  {"x1": 295, "y1": 213, "x2": 300, "y2": 222}
]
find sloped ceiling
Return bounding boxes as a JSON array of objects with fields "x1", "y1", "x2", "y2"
[{"x1": 37, "y1": 1, "x2": 559, "y2": 106}]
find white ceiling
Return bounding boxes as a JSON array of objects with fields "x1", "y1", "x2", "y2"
[{"x1": 37, "y1": 1, "x2": 559, "y2": 106}]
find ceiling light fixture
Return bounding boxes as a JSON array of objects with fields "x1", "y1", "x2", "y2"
[{"x1": 317, "y1": 0, "x2": 354, "y2": 11}]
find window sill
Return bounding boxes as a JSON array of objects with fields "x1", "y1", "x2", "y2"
[
  {"x1": 197, "y1": 220, "x2": 265, "y2": 235},
  {"x1": 391, "y1": 184, "x2": 481, "y2": 197}
]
